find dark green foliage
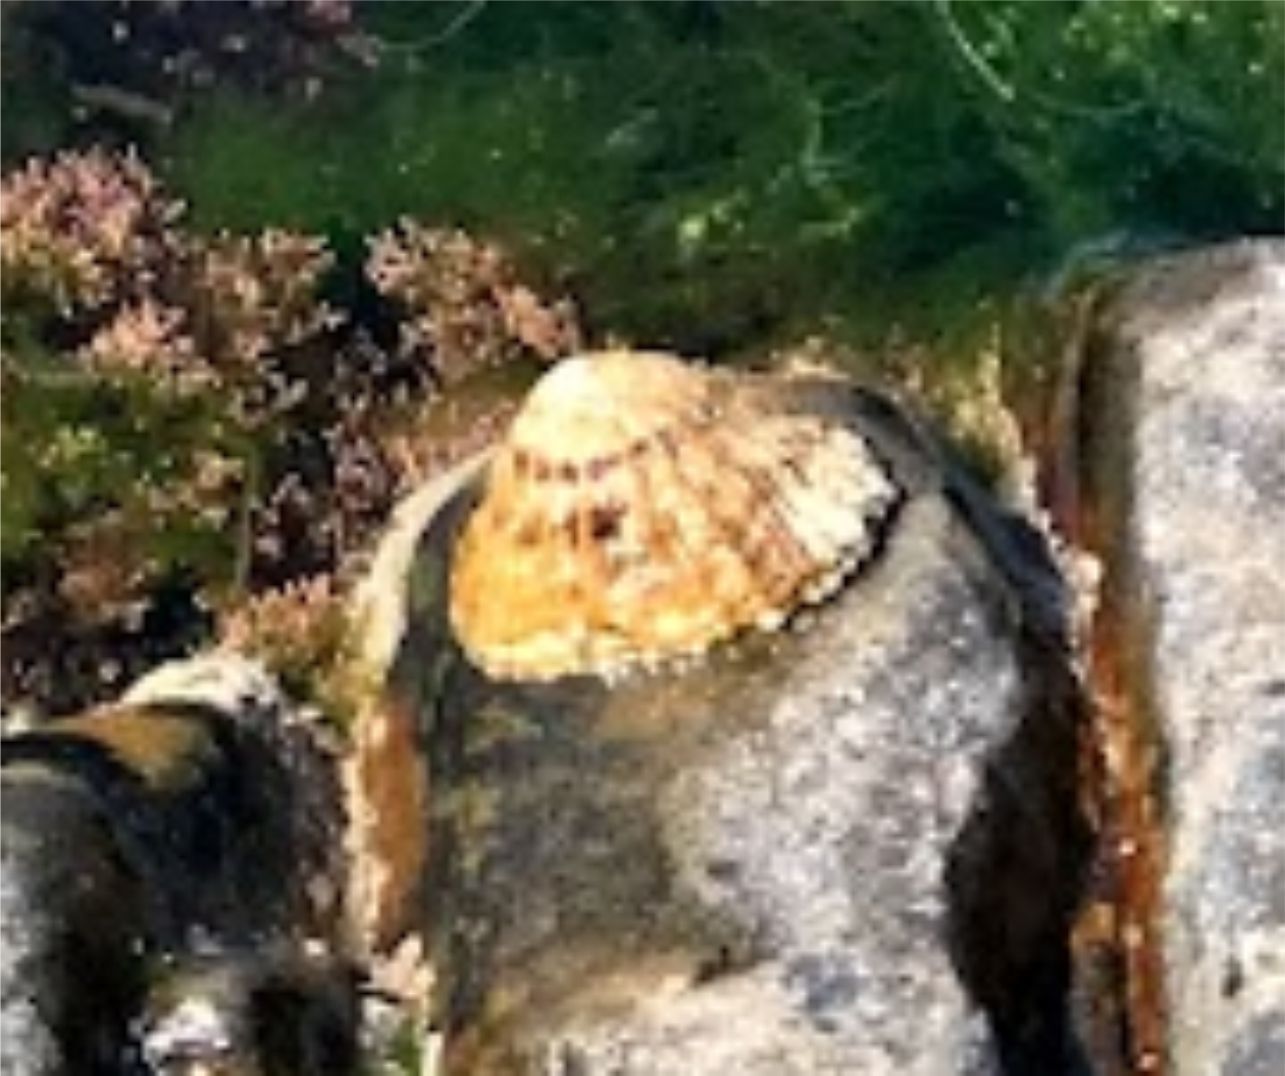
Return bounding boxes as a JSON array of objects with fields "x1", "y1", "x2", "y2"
[
  {"x1": 11, "y1": 1, "x2": 1279, "y2": 348},
  {"x1": 0, "y1": 15, "x2": 75, "y2": 165},
  {"x1": 157, "y1": 0, "x2": 1282, "y2": 350},
  {"x1": 0, "y1": 336, "x2": 249, "y2": 578},
  {"x1": 940, "y1": 0, "x2": 1284, "y2": 239}
]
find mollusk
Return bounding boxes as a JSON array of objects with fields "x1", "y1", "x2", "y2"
[{"x1": 448, "y1": 350, "x2": 897, "y2": 681}]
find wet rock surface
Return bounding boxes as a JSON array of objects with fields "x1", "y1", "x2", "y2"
[
  {"x1": 1, "y1": 766, "x2": 149, "y2": 1075},
  {"x1": 139, "y1": 948, "x2": 361, "y2": 1076},
  {"x1": 380, "y1": 383, "x2": 1089, "y2": 1074},
  {"x1": 1079, "y1": 240, "x2": 1285, "y2": 1074},
  {"x1": 0, "y1": 656, "x2": 352, "y2": 1076}
]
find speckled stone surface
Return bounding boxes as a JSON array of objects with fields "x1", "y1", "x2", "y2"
[
  {"x1": 1089, "y1": 240, "x2": 1285, "y2": 1074},
  {"x1": 392, "y1": 385, "x2": 1088, "y2": 1074},
  {"x1": 1, "y1": 766, "x2": 147, "y2": 1076},
  {"x1": 0, "y1": 654, "x2": 348, "y2": 1076}
]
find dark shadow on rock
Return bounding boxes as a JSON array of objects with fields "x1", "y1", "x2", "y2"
[
  {"x1": 1, "y1": 701, "x2": 326, "y2": 946},
  {"x1": 1, "y1": 683, "x2": 345, "y2": 1074},
  {"x1": 940, "y1": 467, "x2": 1096, "y2": 1075},
  {"x1": 850, "y1": 384, "x2": 1096, "y2": 1071},
  {"x1": 140, "y1": 947, "x2": 362, "y2": 1076},
  {"x1": 1, "y1": 766, "x2": 150, "y2": 1075}
]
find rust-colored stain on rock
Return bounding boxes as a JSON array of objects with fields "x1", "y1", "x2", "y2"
[{"x1": 1028, "y1": 300, "x2": 1171, "y2": 1076}]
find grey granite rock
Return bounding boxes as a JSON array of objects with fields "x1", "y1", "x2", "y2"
[
  {"x1": 1, "y1": 767, "x2": 147, "y2": 1076},
  {"x1": 386, "y1": 384, "x2": 1089, "y2": 1074},
  {"x1": 0, "y1": 654, "x2": 348, "y2": 1076},
  {"x1": 139, "y1": 948, "x2": 361, "y2": 1076},
  {"x1": 1085, "y1": 240, "x2": 1285, "y2": 1074}
]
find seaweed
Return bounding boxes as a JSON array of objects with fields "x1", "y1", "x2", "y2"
[
  {"x1": 1, "y1": 149, "x2": 567, "y2": 716},
  {"x1": 157, "y1": 1, "x2": 1281, "y2": 348}
]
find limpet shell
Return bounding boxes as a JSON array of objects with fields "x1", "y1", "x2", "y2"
[{"x1": 449, "y1": 350, "x2": 898, "y2": 681}]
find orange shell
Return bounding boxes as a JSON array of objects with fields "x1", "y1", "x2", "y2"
[{"x1": 448, "y1": 351, "x2": 896, "y2": 681}]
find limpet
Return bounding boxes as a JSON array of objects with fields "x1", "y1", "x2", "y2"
[{"x1": 449, "y1": 350, "x2": 897, "y2": 680}]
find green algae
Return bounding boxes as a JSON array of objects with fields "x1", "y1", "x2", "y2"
[{"x1": 158, "y1": 1, "x2": 1282, "y2": 351}]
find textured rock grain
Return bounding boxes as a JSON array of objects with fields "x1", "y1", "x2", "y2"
[
  {"x1": 1086, "y1": 240, "x2": 1285, "y2": 1074},
  {"x1": 384, "y1": 381, "x2": 1088, "y2": 1074},
  {"x1": 1, "y1": 768, "x2": 147, "y2": 1076},
  {"x1": 0, "y1": 654, "x2": 348, "y2": 1075}
]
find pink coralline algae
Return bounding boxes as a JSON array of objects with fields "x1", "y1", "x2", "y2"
[
  {"x1": 186, "y1": 229, "x2": 337, "y2": 368},
  {"x1": 78, "y1": 296, "x2": 212, "y2": 395},
  {"x1": 367, "y1": 219, "x2": 583, "y2": 386},
  {"x1": 0, "y1": 148, "x2": 181, "y2": 314},
  {"x1": 1, "y1": 147, "x2": 581, "y2": 717}
]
